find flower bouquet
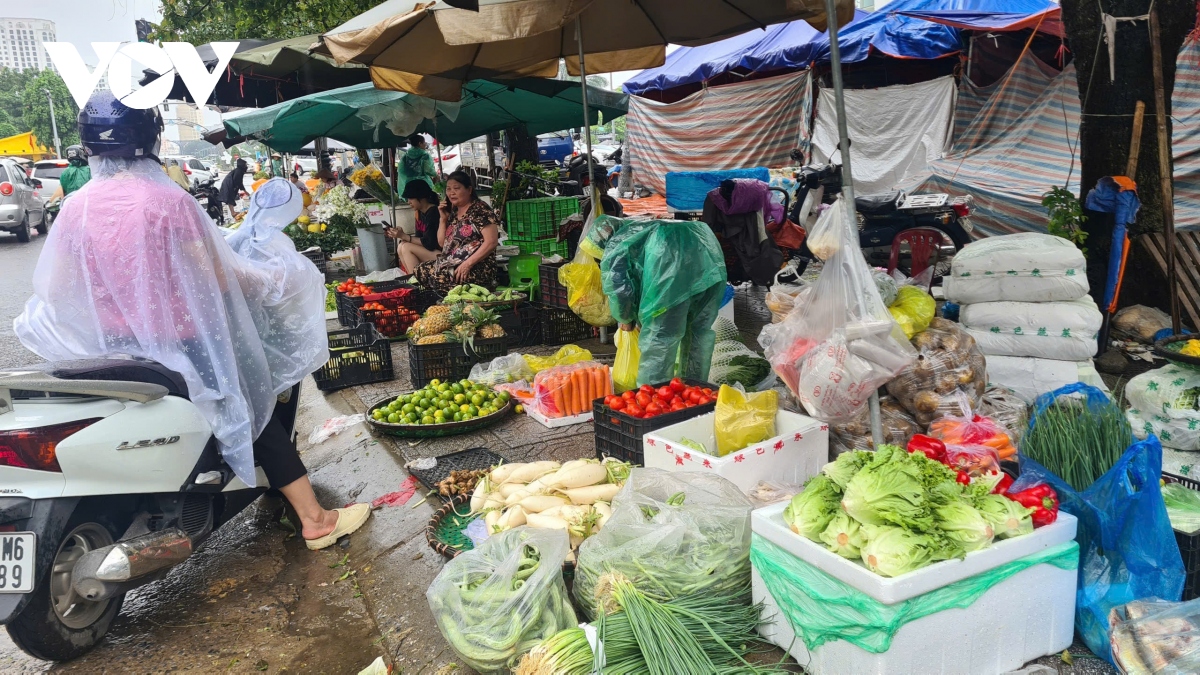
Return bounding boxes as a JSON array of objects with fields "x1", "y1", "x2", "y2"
[
  {"x1": 289, "y1": 185, "x2": 367, "y2": 254},
  {"x1": 349, "y1": 164, "x2": 397, "y2": 204}
]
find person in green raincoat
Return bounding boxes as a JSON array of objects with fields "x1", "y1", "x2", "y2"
[
  {"x1": 593, "y1": 215, "x2": 727, "y2": 385},
  {"x1": 55, "y1": 145, "x2": 92, "y2": 198},
  {"x1": 398, "y1": 134, "x2": 438, "y2": 191}
]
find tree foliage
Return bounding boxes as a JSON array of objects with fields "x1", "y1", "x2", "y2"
[
  {"x1": 152, "y1": 0, "x2": 380, "y2": 43},
  {"x1": 21, "y1": 70, "x2": 80, "y2": 148}
]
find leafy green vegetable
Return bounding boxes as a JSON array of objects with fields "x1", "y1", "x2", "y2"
[
  {"x1": 841, "y1": 445, "x2": 934, "y2": 532},
  {"x1": 972, "y1": 493, "x2": 1035, "y2": 540},
  {"x1": 1163, "y1": 483, "x2": 1200, "y2": 535},
  {"x1": 822, "y1": 450, "x2": 872, "y2": 490},
  {"x1": 820, "y1": 510, "x2": 866, "y2": 559},
  {"x1": 784, "y1": 475, "x2": 842, "y2": 541},
  {"x1": 722, "y1": 354, "x2": 772, "y2": 387},
  {"x1": 934, "y1": 500, "x2": 995, "y2": 552},
  {"x1": 678, "y1": 437, "x2": 708, "y2": 454},
  {"x1": 859, "y1": 525, "x2": 956, "y2": 577}
]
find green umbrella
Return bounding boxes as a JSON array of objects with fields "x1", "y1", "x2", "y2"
[{"x1": 222, "y1": 78, "x2": 627, "y2": 153}]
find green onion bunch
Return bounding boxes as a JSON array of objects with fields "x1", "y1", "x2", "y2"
[{"x1": 1021, "y1": 398, "x2": 1132, "y2": 491}]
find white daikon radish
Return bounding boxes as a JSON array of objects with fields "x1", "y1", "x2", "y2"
[
  {"x1": 518, "y1": 494, "x2": 570, "y2": 513},
  {"x1": 558, "y1": 459, "x2": 591, "y2": 473},
  {"x1": 540, "y1": 505, "x2": 565, "y2": 518},
  {"x1": 525, "y1": 512, "x2": 569, "y2": 531},
  {"x1": 546, "y1": 462, "x2": 608, "y2": 490},
  {"x1": 497, "y1": 482, "x2": 525, "y2": 499},
  {"x1": 489, "y1": 462, "x2": 518, "y2": 484},
  {"x1": 483, "y1": 494, "x2": 505, "y2": 512},
  {"x1": 570, "y1": 532, "x2": 584, "y2": 549},
  {"x1": 504, "y1": 487, "x2": 531, "y2": 506},
  {"x1": 484, "y1": 508, "x2": 502, "y2": 533},
  {"x1": 469, "y1": 476, "x2": 492, "y2": 513},
  {"x1": 559, "y1": 505, "x2": 592, "y2": 522},
  {"x1": 504, "y1": 461, "x2": 560, "y2": 484},
  {"x1": 497, "y1": 505, "x2": 527, "y2": 531},
  {"x1": 594, "y1": 502, "x2": 613, "y2": 529},
  {"x1": 563, "y1": 483, "x2": 621, "y2": 505}
]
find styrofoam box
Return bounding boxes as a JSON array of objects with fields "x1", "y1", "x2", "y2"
[
  {"x1": 751, "y1": 502, "x2": 1078, "y2": 674},
  {"x1": 643, "y1": 411, "x2": 828, "y2": 492},
  {"x1": 526, "y1": 406, "x2": 593, "y2": 429}
]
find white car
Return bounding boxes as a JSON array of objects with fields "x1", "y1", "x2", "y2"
[
  {"x1": 164, "y1": 156, "x2": 217, "y2": 187},
  {"x1": 29, "y1": 159, "x2": 69, "y2": 197}
]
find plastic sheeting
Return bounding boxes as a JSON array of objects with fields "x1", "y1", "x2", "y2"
[
  {"x1": 1172, "y1": 38, "x2": 1200, "y2": 232},
  {"x1": 624, "y1": 71, "x2": 811, "y2": 196},
  {"x1": 812, "y1": 76, "x2": 956, "y2": 196},
  {"x1": 15, "y1": 160, "x2": 328, "y2": 487}
]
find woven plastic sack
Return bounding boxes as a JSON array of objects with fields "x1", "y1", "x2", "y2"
[
  {"x1": 960, "y1": 296, "x2": 1102, "y2": 361},
  {"x1": 886, "y1": 318, "x2": 987, "y2": 426},
  {"x1": 1126, "y1": 364, "x2": 1200, "y2": 451},
  {"x1": 943, "y1": 232, "x2": 1089, "y2": 304},
  {"x1": 715, "y1": 384, "x2": 778, "y2": 456},
  {"x1": 573, "y1": 468, "x2": 753, "y2": 620},
  {"x1": 764, "y1": 196, "x2": 916, "y2": 423},
  {"x1": 559, "y1": 257, "x2": 616, "y2": 327},
  {"x1": 751, "y1": 534, "x2": 1079, "y2": 654},
  {"x1": 522, "y1": 345, "x2": 593, "y2": 374},
  {"x1": 1014, "y1": 384, "x2": 1186, "y2": 665},
  {"x1": 888, "y1": 285, "x2": 936, "y2": 339},
  {"x1": 612, "y1": 328, "x2": 641, "y2": 394},
  {"x1": 427, "y1": 527, "x2": 577, "y2": 673}
]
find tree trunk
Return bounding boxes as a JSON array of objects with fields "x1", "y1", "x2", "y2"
[
  {"x1": 506, "y1": 124, "x2": 539, "y2": 166},
  {"x1": 1060, "y1": 0, "x2": 1195, "y2": 304}
]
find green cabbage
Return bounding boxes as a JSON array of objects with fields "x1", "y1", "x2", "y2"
[
  {"x1": 840, "y1": 445, "x2": 934, "y2": 532},
  {"x1": 822, "y1": 450, "x2": 872, "y2": 490},
  {"x1": 973, "y1": 493, "x2": 1034, "y2": 540},
  {"x1": 859, "y1": 524, "x2": 946, "y2": 577},
  {"x1": 935, "y1": 499, "x2": 995, "y2": 552},
  {"x1": 784, "y1": 474, "x2": 842, "y2": 541},
  {"x1": 820, "y1": 510, "x2": 866, "y2": 559}
]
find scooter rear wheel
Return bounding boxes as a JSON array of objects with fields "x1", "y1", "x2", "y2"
[{"x1": 6, "y1": 515, "x2": 124, "y2": 662}]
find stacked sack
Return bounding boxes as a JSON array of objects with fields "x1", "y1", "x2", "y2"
[{"x1": 944, "y1": 233, "x2": 1104, "y2": 402}]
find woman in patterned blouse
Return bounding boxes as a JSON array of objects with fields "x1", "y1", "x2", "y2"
[{"x1": 415, "y1": 170, "x2": 501, "y2": 294}]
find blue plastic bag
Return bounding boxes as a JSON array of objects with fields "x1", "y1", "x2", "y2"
[{"x1": 1013, "y1": 383, "x2": 1185, "y2": 665}]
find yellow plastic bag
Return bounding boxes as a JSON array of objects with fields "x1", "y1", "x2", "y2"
[
  {"x1": 888, "y1": 285, "x2": 937, "y2": 339},
  {"x1": 559, "y1": 259, "x2": 616, "y2": 327},
  {"x1": 523, "y1": 345, "x2": 593, "y2": 374},
  {"x1": 613, "y1": 328, "x2": 641, "y2": 393},
  {"x1": 715, "y1": 385, "x2": 778, "y2": 456}
]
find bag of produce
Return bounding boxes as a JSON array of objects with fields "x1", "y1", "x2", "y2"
[
  {"x1": 427, "y1": 527, "x2": 577, "y2": 673},
  {"x1": 977, "y1": 385, "x2": 1029, "y2": 444},
  {"x1": 943, "y1": 232, "x2": 1089, "y2": 304},
  {"x1": 886, "y1": 317, "x2": 987, "y2": 426},
  {"x1": 960, "y1": 296, "x2": 1102, "y2": 361},
  {"x1": 469, "y1": 353, "x2": 534, "y2": 386},
  {"x1": 764, "y1": 195, "x2": 915, "y2": 423},
  {"x1": 559, "y1": 257, "x2": 616, "y2": 327},
  {"x1": 1112, "y1": 304, "x2": 1172, "y2": 343},
  {"x1": 574, "y1": 468, "x2": 753, "y2": 620},
  {"x1": 887, "y1": 285, "x2": 936, "y2": 339},
  {"x1": 522, "y1": 344, "x2": 593, "y2": 374},
  {"x1": 714, "y1": 384, "x2": 778, "y2": 456},
  {"x1": 1014, "y1": 383, "x2": 1185, "y2": 665},
  {"x1": 830, "y1": 397, "x2": 918, "y2": 456},
  {"x1": 709, "y1": 340, "x2": 775, "y2": 391},
  {"x1": 926, "y1": 396, "x2": 1017, "y2": 462},
  {"x1": 1109, "y1": 596, "x2": 1200, "y2": 674},
  {"x1": 1126, "y1": 364, "x2": 1200, "y2": 451},
  {"x1": 532, "y1": 361, "x2": 612, "y2": 419},
  {"x1": 765, "y1": 264, "x2": 811, "y2": 323},
  {"x1": 612, "y1": 328, "x2": 641, "y2": 393}
]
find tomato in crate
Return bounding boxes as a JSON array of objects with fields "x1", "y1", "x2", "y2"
[{"x1": 357, "y1": 298, "x2": 421, "y2": 339}]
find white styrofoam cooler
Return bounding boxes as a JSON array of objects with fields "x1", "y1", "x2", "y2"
[
  {"x1": 642, "y1": 410, "x2": 828, "y2": 492},
  {"x1": 526, "y1": 406, "x2": 592, "y2": 428},
  {"x1": 751, "y1": 501, "x2": 1078, "y2": 674}
]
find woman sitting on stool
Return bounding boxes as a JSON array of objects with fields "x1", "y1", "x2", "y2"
[{"x1": 387, "y1": 179, "x2": 442, "y2": 273}]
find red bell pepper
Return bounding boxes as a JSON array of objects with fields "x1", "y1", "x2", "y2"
[
  {"x1": 907, "y1": 434, "x2": 947, "y2": 463},
  {"x1": 1007, "y1": 483, "x2": 1059, "y2": 527},
  {"x1": 993, "y1": 473, "x2": 1014, "y2": 495}
]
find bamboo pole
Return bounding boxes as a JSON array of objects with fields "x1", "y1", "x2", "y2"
[
  {"x1": 1125, "y1": 101, "x2": 1146, "y2": 178},
  {"x1": 1150, "y1": 9, "x2": 1181, "y2": 333}
]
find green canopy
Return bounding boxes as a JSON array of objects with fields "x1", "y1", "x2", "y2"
[{"x1": 222, "y1": 78, "x2": 628, "y2": 153}]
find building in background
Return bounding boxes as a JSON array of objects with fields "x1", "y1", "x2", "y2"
[
  {"x1": 0, "y1": 18, "x2": 56, "y2": 72},
  {"x1": 174, "y1": 103, "x2": 203, "y2": 142}
]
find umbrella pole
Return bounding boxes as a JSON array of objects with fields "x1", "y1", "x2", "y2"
[
  {"x1": 575, "y1": 16, "x2": 598, "y2": 217},
  {"x1": 822, "y1": 0, "x2": 882, "y2": 446}
]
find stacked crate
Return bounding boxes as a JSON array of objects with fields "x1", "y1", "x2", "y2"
[{"x1": 504, "y1": 197, "x2": 579, "y2": 260}]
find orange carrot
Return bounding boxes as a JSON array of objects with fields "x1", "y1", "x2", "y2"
[
  {"x1": 603, "y1": 365, "x2": 613, "y2": 396},
  {"x1": 551, "y1": 376, "x2": 566, "y2": 417},
  {"x1": 573, "y1": 369, "x2": 585, "y2": 415},
  {"x1": 591, "y1": 367, "x2": 604, "y2": 405}
]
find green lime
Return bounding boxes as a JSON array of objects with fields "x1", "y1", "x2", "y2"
[
  {"x1": 399, "y1": 403, "x2": 413, "y2": 414},
  {"x1": 440, "y1": 391, "x2": 453, "y2": 401},
  {"x1": 372, "y1": 409, "x2": 384, "y2": 420},
  {"x1": 459, "y1": 379, "x2": 471, "y2": 388},
  {"x1": 514, "y1": 404, "x2": 525, "y2": 414},
  {"x1": 386, "y1": 412, "x2": 400, "y2": 423},
  {"x1": 461, "y1": 411, "x2": 474, "y2": 420},
  {"x1": 453, "y1": 393, "x2": 466, "y2": 404},
  {"x1": 434, "y1": 410, "x2": 446, "y2": 421},
  {"x1": 484, "y1": 392, "x2": 494, "y2": 401},
  {"x1": 405, "y1": 413, "x2": 418, "y2": 423},
  {"x1": 497, "y1": 392, "x2": 511, "y2": 403},
  {"x1": 452, "y1": 383, "x2": 464, "y2": 394},
  {"x1": 468, "y1": 405, "x2": 479, "y2": 416},
  {"x1": 453, "y1": 412, "x2": 463, "y2": 422},
  {"x1": 421, "y1": 415, "x2": 435, "y2": 425},
  {"x1": 430, "y1": 379, "x2": 441, "y2": 387},
  {"x1": 459, "y1": 403, "x2": 471, "y2": 413},
  {"x1": 470, "y1": 394, "x2": 484, "y2": 406}
]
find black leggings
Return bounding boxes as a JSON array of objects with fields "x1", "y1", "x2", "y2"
[{"x1": 252, "y1": 413, "x2": 308, "y2": 489}]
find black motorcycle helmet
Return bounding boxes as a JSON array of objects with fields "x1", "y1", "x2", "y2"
[
  {"x1": 64, "y1": 144, "x2": 88, "y2": 167},
  {"x1": 77, "y1": 90, "x2": 163, "y2": 159}
]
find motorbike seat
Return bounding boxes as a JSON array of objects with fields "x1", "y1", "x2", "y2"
[
  {"x1": 855, "y1": 191, "x2": 905, "y2": 215},
  {"x1": 45, "y1": 359, "x2": 190, "y2": 400}
]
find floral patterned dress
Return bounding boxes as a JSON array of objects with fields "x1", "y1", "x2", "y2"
[{"x1": 415, "y1": 199, "x2": 500, "y2": 294}]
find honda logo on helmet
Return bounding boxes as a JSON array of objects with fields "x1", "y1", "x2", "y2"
[
  {"x1": 98, "y1": 129, "x2": 113, "y2": 140},
  {"x1": 44, "y1": 41, "x2": 238, "y2": 109}
]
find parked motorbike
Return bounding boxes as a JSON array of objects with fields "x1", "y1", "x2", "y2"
[
  {"x1": 0, "y1": 361, "x2": 299, "y2": 660},
  {"x1": 788, "y1": 162, "x2": 973, "y2": 269},
  {"x1": 190, "y1": 178, "x2": 224, "y2": 225}
]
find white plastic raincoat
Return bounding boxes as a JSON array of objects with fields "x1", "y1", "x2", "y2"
[{"x1": 14, "y1": 160, "x2": 328, "y2": 486}]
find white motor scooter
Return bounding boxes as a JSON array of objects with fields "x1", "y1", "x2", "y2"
[{"x1": 0, "y1": 359, "x2": 293, "y2": 661}]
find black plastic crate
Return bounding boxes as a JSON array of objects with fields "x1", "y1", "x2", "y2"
[
  {"x1": 539, "y1": 304, "x2": 597, "y2": 345},
  {"x1": 496, "y1": 302, "x2": 541, "y2": 348},
  {"x1": 335, "y1": 279, "x2": 409, "y2": 327},
  {"x1": 1165, "y1": 472, "x2": 1200, "y2": 595},
  {"x1": 301, "y1": 247, "x2": 327, "y2": 275},
  {"x1": 409, "y1": 337, "x2": 509, "y2": 388},
  {"x1": 593, "y1": 379, "x2": 718, "y2": 465},
  {"x1": 539, "y1": 261, "x2": 569, "y2": 309},
  {"x1": 313, "y1": 324, "x2": 395, "y2": 392},
  {"x1": 408, "y1": 447, "x2": 506, "y2": 500}
]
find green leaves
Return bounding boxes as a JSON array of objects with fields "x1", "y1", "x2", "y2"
[
  {"x1": 1041, "y1": 186, "x2": 1088, "y2": 252},
  {"x1": 783, "y1": 474, "x2": 842, "y2": 541},
  {"x1": 151, "y1": 0, "x2": 380, "y2": 44}
]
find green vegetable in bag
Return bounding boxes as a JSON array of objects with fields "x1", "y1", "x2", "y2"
[
  {"x1": 1163, "y1": 482, "x2": 1200, "y2": 535},
  {"x1": 784, "y1": 475, "x2": 842, "y2": 541}
]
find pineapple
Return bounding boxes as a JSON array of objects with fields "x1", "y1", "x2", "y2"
[
  {"x1": 478, "y1": 323, "x2": 505, "y2": 339},
  {"x1": 421, "y1": 305, "x2": 452, "y2": 334},
  {"x1": 417, "y1": 334, "x2": 449, "y2": 345}
]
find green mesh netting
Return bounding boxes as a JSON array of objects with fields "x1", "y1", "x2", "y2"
[{"x1": 751, "y1": 534, "x2": 1079, "y2": 654}]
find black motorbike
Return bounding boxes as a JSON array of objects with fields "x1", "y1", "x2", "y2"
[
  {"x1": 190, "y1": 178, "x2": 224, "y2": 225},
  {"x1": 789, "y1": 162, "x2": 973, "y2": 269}
]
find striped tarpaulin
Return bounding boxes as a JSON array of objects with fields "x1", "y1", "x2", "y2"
[
  {"x1": 905, "y1": 53, "x2": 1081, "y2": 238},
  {"x1": 624, "y1": 70, "x2": 811, "y2": 196},
  {"x1": 1172, "y1": 37, "x2": 1200, "y2": 232}
]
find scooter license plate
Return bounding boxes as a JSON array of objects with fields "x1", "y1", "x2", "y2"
[
  {"x1": 959, "y1": 216, "x2": 974, "y2": 234},
  {"x1": 0, "y1": 533, "x2": 36, "y2": 593}
]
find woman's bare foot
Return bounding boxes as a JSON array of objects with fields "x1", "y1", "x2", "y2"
[{"x1": 300, "y1": 508, "x2": 340, "y2": 541}]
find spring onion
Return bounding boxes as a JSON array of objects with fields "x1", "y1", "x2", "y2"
[{"x1": 1021, "y1": 399, "x2": 1132, "y2": 491}]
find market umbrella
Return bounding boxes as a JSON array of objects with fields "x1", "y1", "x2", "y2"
[
  {"x1": 142, "y1": 36, "x2": 371, "y2": 108},
  {"x1": 222, "y1": 78, "x2": 628, "y2": 153}
]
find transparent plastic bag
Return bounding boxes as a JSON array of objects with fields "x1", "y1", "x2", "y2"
[
  {"x1": 522, "y1": 345, "x2": 593, "y2": 374},
  {"x1": 927, "y1": 393, "x2": 1017, "y2": 462},
  {"x1": 559, "y1": 257, "x2": 616, "y2": 327},
  {"x1": 469, "y1": 353, "x2": 534, "y2": 386},
  {"x1": 1110, "y1": 596, "x2": 1200, "y2": 674},
  {"x1": 765, "y1": 264, "x2": 810, "y2": 323},
  {"x1": 978, "y1": 385, "x2": 1030, "y2": 445},
  {"x1": 308, "y1": 414, "x2": 364, "y2": 444},
  {"x1": 715, "y1": 384, "x2": 778, "y2": 456},
  {"x1": 830, "y1": 397, "x2": 918, "y2": 456},
  {"x1": 941, "y1": 443, "x2": 1001, "y2": 477},
  {"x1": 805, "y1": 199, "x2": 843, "y2": 261},
  {"x1": 885, "y1": 318, "x2": 987, "y2": 426},
  {"x1": 764, "y1": 196, "x2": 915, "y2": 423},
  {"x1": 573, "y1": 468, "x2": 753, "y2": 620},
  {"x1": 531, "y1": 361, "x2": 611, "y2": 419},
  {"x1": 873, "y1": 269, "x2": 899, "y2": 307},
  {"x1": 427, "y1": 527, "x2": 577, "y2": 673},
  {"x1": 888, "y1": 285, "x2": 936, "y2": 339},
  {"x1": 613, "y1": 328, "x2": 641, "y2": 393}
]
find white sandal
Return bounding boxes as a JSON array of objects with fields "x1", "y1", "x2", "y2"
[{"x1": 305, "y1": 503, "x2": 372, "y2": 550}]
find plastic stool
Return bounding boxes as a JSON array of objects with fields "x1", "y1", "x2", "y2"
[{"x1": 506, "y1": 253, "x2": 541, "y2": 300}]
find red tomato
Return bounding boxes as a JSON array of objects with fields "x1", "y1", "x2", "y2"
[
  {"x1": 670, "y1": 402, "x2": 686, "y2": 412},
  {"x1": 645, "y1": 402, "x2": 663, "y2": 417},
  {"x1": 686, "y1": 390, "x2": 703, "y2": 404},
  {"x1": 621, "y1": 390, "x2": 636, "y2": 401},
  {"x1": 609, "y1": 398, "x2": 626, "y2": 411},
  {"x1": 670, "y1": 395, "x2": 683, "y2": 406},
  {"x1": 669, "y1": 378, "x2": 686, "y2": 393},
  {"x1": 685, "y1": 401, "x2": 697, "y2": 408},
  {"x1": 656, "y1": 386, "x2": 673, "y2": 400},
  {"x1": 638, "y1": 384, "x2": 654, "y2": 395},
  {"x1": 625, "y1": 403, "x2": 644, "y2": 417},
  {"x1": 635, "y1": 392, "x2": 652, "y2": 408},
  {"x1": 702, "y1": 388, "x2": 714, "y2": 396}
]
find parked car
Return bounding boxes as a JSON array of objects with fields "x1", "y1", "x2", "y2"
[
  {"x1": 163, "y1": 156, "x2": 217, "y2": 186},
  {"x1": 293, "y1": 156, "x2": 318, "y2": 175},
  {"x1": 435, "y1": 143, "x2": 462, "y2": 176},
  {"x1": 29, "y1": 158, "x2": 70, "y2": 197},
  {"x1": 0, "y1": 157, "x2": 47, "y2": 242},
  {"x1": 537, "y1": 132, "x2": 574, "y2": 165}
]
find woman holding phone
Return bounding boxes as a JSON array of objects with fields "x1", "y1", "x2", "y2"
[
  {"x1": 387, "y1": 179, "x2": 443, "y2": 273},
  {"x1": 414, "y1": 171, "x2": 500, "y2": 294}
]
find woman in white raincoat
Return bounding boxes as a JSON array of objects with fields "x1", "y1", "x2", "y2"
[{"x1": 14, "y1": 91, "x2": 369, "y2": 550}]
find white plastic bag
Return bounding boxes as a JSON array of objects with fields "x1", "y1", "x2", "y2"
[
  {"x1": 763, "y1": 196, "x2": 916, "y2": 423},
  {"x1": 468, "y1": 353, "x2": 535, "y2": 386},
  {"x1": 308, "y1": 414, "x2": 364, "y2": 444}
]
